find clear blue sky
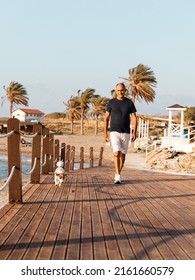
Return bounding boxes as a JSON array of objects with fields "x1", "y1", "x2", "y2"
[{"x1": 1, "y1": 0, "x2": 195, "y2": 117}]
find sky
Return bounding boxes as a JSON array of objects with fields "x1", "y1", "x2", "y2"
[{"x1": 0, "y1": 0, "x2": 195, "y2": 117}]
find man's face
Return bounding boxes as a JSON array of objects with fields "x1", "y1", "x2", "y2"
[{"x1": 116, "y1": 84, "x2": 125, "y2": 100}]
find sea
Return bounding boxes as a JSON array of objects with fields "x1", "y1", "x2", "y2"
[
  {"x1": 0, "y1": 154, "x2": 93, "y2": 179},
  {"x1": 0, "y1": 154, "x2": 31, "y2": 179}
]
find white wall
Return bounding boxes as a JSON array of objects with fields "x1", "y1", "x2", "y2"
[{"x1": 12, "y1": 109, "x2": 26, "y2": 122}]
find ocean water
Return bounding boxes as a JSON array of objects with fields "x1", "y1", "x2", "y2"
[
  {"x1": 0, "y1": 154, "x2": 95, "y2": 180},
  {"x1": 0, "y1": 154, "x2": 31, "y2": 179}
]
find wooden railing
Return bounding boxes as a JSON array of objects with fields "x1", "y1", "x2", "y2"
[{"x1": 0, "y1": 118, "x2": 104, "y2": 204}]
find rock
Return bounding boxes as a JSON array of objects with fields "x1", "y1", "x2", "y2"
[{"x1": 145, "y1": 149, "x2": 195, "y2": 174}]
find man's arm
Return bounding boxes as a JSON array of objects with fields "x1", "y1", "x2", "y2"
[
  {"x1": 104, "y1": 111, "x2": 110, "y2": 142},
  {"x1": 131, "y1": 112, "x2": 137, "y2": 141}
]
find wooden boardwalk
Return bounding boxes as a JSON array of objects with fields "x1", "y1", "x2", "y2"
[{"x1": 0, "y1": 165, "x2": 195, "y2": 260}]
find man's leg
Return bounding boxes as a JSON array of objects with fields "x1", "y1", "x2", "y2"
[
  {"x1": 119, "y1": 133, "x2": 129, "y2": 174},
  {"x1": 113, "y1": 151, "x2": 122, "y2": 184},
  {"x1": 113, "y1": 151, "x2": 121, "y2": 175},
  {"x1": 119, "y1": 152, "x2": 126, "y2": 173}
]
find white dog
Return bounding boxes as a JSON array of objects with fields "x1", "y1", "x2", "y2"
[{"x1": 54, "y1": 160, "x2": 66, "y2": 186}]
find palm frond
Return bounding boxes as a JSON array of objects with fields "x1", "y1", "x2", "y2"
[
  {"x1": 2, "y1": 81, "x2": 28, "y2": 116},
  {"x1": 120, "y1": 64, "x2": 157, "y2": 103}
]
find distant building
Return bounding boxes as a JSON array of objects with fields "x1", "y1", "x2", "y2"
[{"x1": 12, "y1": 108, "x2": 45, "y2": 123}]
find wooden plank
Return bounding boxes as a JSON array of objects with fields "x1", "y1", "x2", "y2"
[
  {"x1": 121, "y1": 183, "x2": 176, "y2": 260},
  {"x1": 66, "y1": 173, "x2": 82, "y2": 259},
  {"x1": 21, "y1": 179, "x2": 59, "y2": 260},
  {"x1": 0, "y1": 179, "x2": 54, "y2": 260},
  {"x1": 94, "y1": 174, "x2": 122, "y2": 260},
  {"x1": 125, "y1": 175, "x2": 192, "y2": 259},
  {"x1": 87, "y1": 172, "x2": 107, "y2": 260},
  {"x1": 80, "y1": 173, "x2": 93, "y2": 260},
  {"x1": 0, "y1": 165, "x2": 194, "y2": 260},
  {"x1": 137, "y1": 178, "x2": 194, "y2": 259},
  {"x1": 0, "y1": 181, "x2": 49, "y2": 238},
  {"x1": 36, "y1": 183, "x2": 65, "y2": 259},
  {"x1": 51, "y1": 174, "x2": 75, "y2": 260},
  {"x1": 98, "y1": 175, "x2": 137, "y2": 260}
]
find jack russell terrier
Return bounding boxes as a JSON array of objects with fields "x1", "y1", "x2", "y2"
[{"x1": 54, "y1": 160, "x2": 66, "y2": 186}]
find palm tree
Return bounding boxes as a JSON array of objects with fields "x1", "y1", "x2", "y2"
[
  {"x1": 77, "y1": 88, "x2": 95, "y2": 135},
  {"x1": 63, "y1": 97, "x2": 81, "y2": 134},
  {"x1": 120, "y1": 64, "x2": 157, "y2": 103},
  {"x1": 91, "y1": 96, "x2": 110, "y2": 135},
  {"x1": 1, "y1": 81, "x2": 29, "y2": 117}
]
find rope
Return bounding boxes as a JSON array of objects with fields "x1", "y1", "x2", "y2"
[
  {"x1": 0, "y1": 130, "x2": 15, "y2": 138},
  {"x1": 20, "y1": 132, "x2": 38, "y2": 138},
  {"x1": 40, "y1": 154, "x2": 47, "y2": 167},
  {"x1": 21, "y1": 157, "x2": 37, "y2": 175},
  {"x1": 0, "y1": 166, "x2": 16, "y2": 191}
]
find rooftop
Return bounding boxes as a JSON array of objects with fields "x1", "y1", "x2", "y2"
[{"x1": 13, "y1": 108, "x2": 45, "y2": 115}]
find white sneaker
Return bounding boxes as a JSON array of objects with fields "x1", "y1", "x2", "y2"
[
  {"x1": 114, "y1": 174, "x2": 122, "y2": 181},
  {"x1": 114, "y1": 174, "x2": 121, "y2": 184}
]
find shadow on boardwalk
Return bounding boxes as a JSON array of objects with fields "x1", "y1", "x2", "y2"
[{"x1": 0, "y1": 165, "x2": 195, "y2": 260}]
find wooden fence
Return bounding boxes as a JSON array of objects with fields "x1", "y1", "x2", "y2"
[{"x1": 1, "y1": 118, "x2": 104, "y2": 204}]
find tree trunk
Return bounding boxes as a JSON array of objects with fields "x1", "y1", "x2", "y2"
[
  {"x1": 71, "y1": 120, "x2": 73, "y2": 134},
  {"x1": 81, "y1": 108, "x2": 84, "y2": 135},
  {"x1": 95, "y1": 116, "x2": 98, "y2": 135},
  {"x1": 10, "y1": 101, "x2": 13, "y2": 118}
]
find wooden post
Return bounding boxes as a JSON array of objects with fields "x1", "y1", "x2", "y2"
[
  {"x1": 99, "y1": 147, "x2": 104, "y2": 166},
  {"x1": 65, "y1": 144, "x2": 70, "y2": 172},
  {"x1": 70, "y1": 146, "x2": 75, "y2": 171},
  {"x1": 42, "y1": 127, "x2": 49, "y2": 174},
  {"x1": 54, "y1": 139, "x2": 60, "y2": 163},
  {"x1": 89, "y1": 147, "x2": 93, "y2": 168},
  {"x1": 49, "y1": 133, "x2": 54, "y2": 172},
  {"x1": 31, "y1": 123, "x2": 42, "y2": 183},
  {"x1": 7, "y1": 118, "x2": 22, "y2": 203},
  {"x1": 61, "y1": 143, "x2": 66, "y2": 163},
  {"x1": 80, "y1": 147, "x2": 84, "y2": 169}
]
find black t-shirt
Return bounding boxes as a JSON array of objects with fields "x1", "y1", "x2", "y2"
[{"x1": 106, "y1": 97, "x2": 136, "y2": 133}]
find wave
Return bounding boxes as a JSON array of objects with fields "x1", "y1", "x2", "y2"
[
  {"x1": 0, "y1": 154, "x2": 32, "y2": 179},
  {"x1": 0, "y1": 154, "x2": 8, "y2": 161}
]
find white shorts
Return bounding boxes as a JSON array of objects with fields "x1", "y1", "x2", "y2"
[{"x1": 110, "y1": 132, "x2": 130, "y2": 154}]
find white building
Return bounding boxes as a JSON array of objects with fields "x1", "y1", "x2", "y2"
[{"x1": 12, "y1": 108, "x2": 44, "y2": 123}]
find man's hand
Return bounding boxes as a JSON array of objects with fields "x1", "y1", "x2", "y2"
[
  {"x1": 131, "y1": 131, "x2": 136, "y2": 142},
  {"x1": 104, "y1": 132, "x2": 109, "y2": 143},
  {"x1": 131, "y1": 112, "x2": 137, "y2": 142},
  {"x1": 104, "y1": 111, "x2": 110, "y2": 143}
]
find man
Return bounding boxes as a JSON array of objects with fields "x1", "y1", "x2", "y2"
[{"x1": 104, "y1": 83, "x2": 137, "y2": 184}]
